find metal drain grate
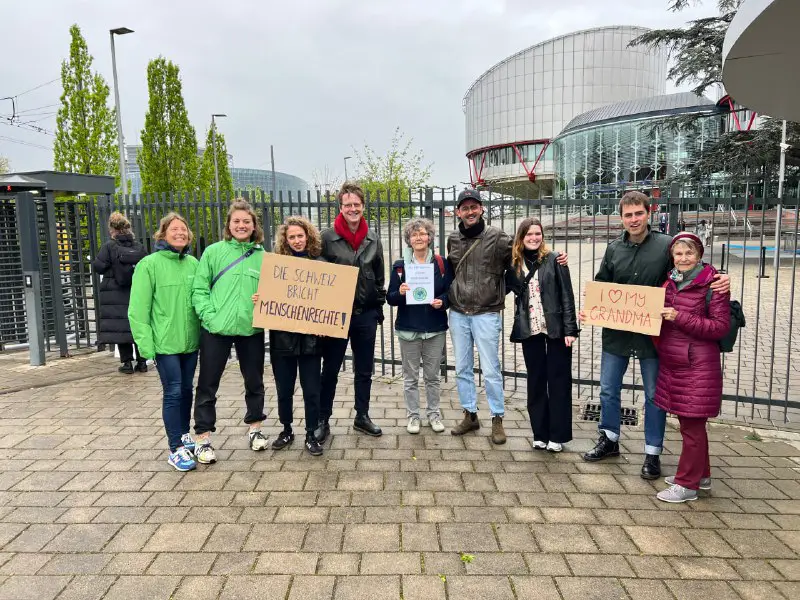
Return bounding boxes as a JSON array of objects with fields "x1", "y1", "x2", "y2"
[{"x1": 579, "y1": 403, "x2": 639, "y2": 426}]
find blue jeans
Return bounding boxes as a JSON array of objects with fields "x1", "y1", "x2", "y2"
[
  {"x1": 156, "y1": 352, "x2": 198, "y2": 452},
  {"x1": 449, "y1": 310, "x2": 504, "y2": 416},
  {"x1": 598, "y1": 351, "x2": 665, "y2": 455}
]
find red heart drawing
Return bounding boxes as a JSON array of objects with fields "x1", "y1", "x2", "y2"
[{"x1": 608, "y1": 289, "x2": 622, "y2": 303}]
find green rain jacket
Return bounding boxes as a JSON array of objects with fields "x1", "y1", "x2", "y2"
[
  {"x1": 128, "y1": 243, "x2": 201, "y2": 359},
  {"x1": 192, "y1": 238, "x2": 265, "y2": 337}
]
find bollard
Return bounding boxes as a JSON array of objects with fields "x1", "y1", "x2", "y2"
[
  {"x1": 719, "y1": 243, "x2": 727, "y2": 274},
  {"x1": 756, "y1": 246, "x2": 770, "y2": 278}
]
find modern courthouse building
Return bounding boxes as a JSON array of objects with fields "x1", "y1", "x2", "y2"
[{"x1": 463, "y1": 26, "x2": 743, "y2": 199}]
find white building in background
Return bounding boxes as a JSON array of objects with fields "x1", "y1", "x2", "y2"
[{"x1": 462, "y1": 25, "x2": 669, "y2": 196}]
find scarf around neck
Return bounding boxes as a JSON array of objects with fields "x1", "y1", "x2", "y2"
[
  {"x1": 334, "y1": 213, "x2": 368, "y2": 251},
  {"x1": 459, "y1": 217, "x2": 486, "y2": 238}
]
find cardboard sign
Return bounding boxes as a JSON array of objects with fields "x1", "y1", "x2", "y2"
[
  {"x1": 583, "y1": 281, "x2": 665, "y2": 336},
  {"x1": 252, "y1": 253, "x2": 359, "y2": 339}
]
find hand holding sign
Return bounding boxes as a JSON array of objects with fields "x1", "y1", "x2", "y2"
[
  {"x1": 404, "y1": 263, "x2": 435, "y2": 306},
  {"x1": 582, "y1": 281, "x2": 665, "y2": 336}
]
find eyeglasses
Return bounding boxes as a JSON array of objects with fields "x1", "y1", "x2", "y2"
[
  {"x1": 410, "y1": 232, "x2": 429, "y2": 239},
  {"x1": 341, "y1": 203, "x2": 362, "y2": 210}
]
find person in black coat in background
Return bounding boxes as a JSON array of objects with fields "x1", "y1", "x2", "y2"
[
  {"x1": 93, "y1": 212, "x2": 147, "y2": 374},
  {"x1": 505, "y1": 217, "x2": 579, "y2": 452},
  {"x1": 253, "y1": 216, "x2": 325, "y2": 456}
]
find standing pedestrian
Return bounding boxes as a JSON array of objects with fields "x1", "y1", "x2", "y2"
[
  {"x1": 264, "y1": 216, "x2": 325, "y2": 456},
  {"x1": 447, "y1": 189, "x2": 568, "y2": 444},
  {"x1": 655, "y1": 233, "x2": 729, "y2": 502},
  {"x1": 93, "y1": 212, "x2": 147, "y2": 374},
  {"x1": 579, "y1": 191, "x2": 729, "y2": 480},
  {"x1": 129, "y1": 212, "x2": 200, "y2": 471},
  {"x1": 315, "y1": 183, "x2": 386, "y2": 442},
  {"x1": 506, "y1": 218, "x2": 578, "y2": 452},
  {"x1": 386, "y1": 217, "x2": 452, "y2": 434},
  {"x1": 192, "y1": 200, "x2": 268, "y2": 464}
]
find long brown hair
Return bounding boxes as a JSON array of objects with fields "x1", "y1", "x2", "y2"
[
  {"x1": 511, "y1": 217, "x2": 551, "y2": 274},
  {"x1": 224, "y1": 199, "x2": 264, "y2": 243},
  {"x1": 274, "y1": 215, "x2": 322, "y2": 258}
]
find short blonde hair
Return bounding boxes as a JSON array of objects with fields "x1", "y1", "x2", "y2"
[{"x1": 154, "y1": 212, "x2": 194, "y2": 246}]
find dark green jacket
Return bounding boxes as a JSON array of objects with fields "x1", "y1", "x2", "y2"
[{"x1": 594, "y1": 228, "x2": 672, "y2": 359}]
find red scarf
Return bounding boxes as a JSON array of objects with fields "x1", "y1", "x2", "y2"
[{"x1": 334, "y1": 213, "x2": 368, "y2": 251}]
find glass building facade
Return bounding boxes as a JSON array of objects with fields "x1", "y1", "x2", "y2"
[
  {"x1": 463, "y1": 26, "x2": 668, "y2": 187},
  {"x1": 552, "y1": 92, "x2": 726, "y2": 199}
]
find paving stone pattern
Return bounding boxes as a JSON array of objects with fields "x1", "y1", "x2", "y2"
[{"x1": 0, "y1": 361, "x2": 798, "y2": 599}]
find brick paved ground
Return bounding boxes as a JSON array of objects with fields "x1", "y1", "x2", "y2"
[{"x1": 0, "y1": 358, "x2": 798, "y2": 599}]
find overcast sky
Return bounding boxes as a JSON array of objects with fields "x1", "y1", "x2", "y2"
[{"x1": 1, "y1": 0, "x2": 711, "y2": 187}]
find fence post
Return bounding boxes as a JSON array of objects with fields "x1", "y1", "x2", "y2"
[
  {"x1": 668, "y1": 182, "x2": 681, "y2": 235},
  {"x1": 44, "y1": 191, "x2": 69, "y2": 357},
  {"x1": 16, "y1": 192, "x2": 45, "y2": 366}
]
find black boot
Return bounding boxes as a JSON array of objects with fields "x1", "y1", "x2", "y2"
[
  {"x1": 118, "y1": 361, "x2": 134, "y2": 374},
  {"x1": 314, "y1": 420, "x2": 330, "y2": 444},
  {"x1": 134, "y1": 359, "x2": 148, "y2": 373},
  {"x1": 305, "y1": 433, "x2": 323, "y2": 456},
  {"x1": 353, "y1": 413, "x2": 382, "y2": 437},
  {"x1": 582, "y1": 432, "x2": 620, "y2": 462},
  {"x1": 641, "y1": 454, "x2": 661, "y2": 480}
]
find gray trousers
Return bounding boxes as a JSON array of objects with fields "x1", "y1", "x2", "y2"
[{"x1": 399, "y1": 333, "x2": 446, "y2": 419}]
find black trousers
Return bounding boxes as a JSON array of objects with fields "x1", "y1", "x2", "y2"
[
  {"x1": 194, "y1": 328, "x2": 266, "y2": 435},
  {"x1": 271, "y1": 354, "x2": 321, "y2": 434},
  {"x1": 521, "y1": 334, "x2": 573, "y2": 444},
  {"x1": 319, "y1": 309, "x2": 379, "y2": 420},
  {"x1": 117, "y1": 343, "x2": 143, "y2": 363}
]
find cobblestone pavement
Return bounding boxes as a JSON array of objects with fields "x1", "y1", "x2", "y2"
[{"x1": 0, "y1": 360, "x2": 799, "y2": 599}]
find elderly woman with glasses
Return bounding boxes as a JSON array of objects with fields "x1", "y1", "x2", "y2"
[{"x1": 386, "y1": 217, "x2": 452, "y2": 434}]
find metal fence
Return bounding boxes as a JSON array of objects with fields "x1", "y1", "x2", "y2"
[{"x1": 2, "y1": 187, "x2": 799, "y2": 427}]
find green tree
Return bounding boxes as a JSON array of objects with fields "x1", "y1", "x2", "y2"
[
  {"x1": 353, "y1": 127, "x2": 432, "y2": 219},
  {"x1": 53, "y1": 24, "x2": 118, "y2": 180},
  {"x1": 0, "y1": 156, "x2": 9, "y2": 174},
  {"x1": 138, "y1": 57, "x2": 198, "y2": 193},
  {"x1": 630, "y1": 1, "x2": 800, "y2": 186},
  {"x1": 198, "y1": 122, "x2": 234, "y2": 197}
]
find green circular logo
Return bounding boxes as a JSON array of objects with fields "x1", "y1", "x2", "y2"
[{"x1": 412, "y1": 287, "x2": 428, "y2": 301}]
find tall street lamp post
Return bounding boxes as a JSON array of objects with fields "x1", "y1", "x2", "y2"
[
  {"x1": 110, "y1": 27, "x2": 133, "y2": 196},
  {"x1": 211, "y1": 113, "x2": 227, "y2": 199},
  {"x1": 344, "y1": 155, "x2": 352, "y2": 182}
]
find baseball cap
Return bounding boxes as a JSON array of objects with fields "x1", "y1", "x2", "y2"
[{"x1": 457, "y1": 189, "x2": 483, "y2": 208}]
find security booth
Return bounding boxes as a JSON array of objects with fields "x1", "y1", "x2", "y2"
[{"x1": 0, "y1": 171, "x2": 115, "y2": 365}]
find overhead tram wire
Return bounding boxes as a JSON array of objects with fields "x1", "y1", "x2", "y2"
[{"x1": 0, "y1": 134, "x2": 52, "y2": 151}]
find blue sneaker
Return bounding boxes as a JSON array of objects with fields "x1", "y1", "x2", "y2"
[
  {"x1": 180, "y1": 433, "x2": 196, "y2": 454},
  {"x1": 168, "y1": 447, "x2": 196, "y2": 472}
]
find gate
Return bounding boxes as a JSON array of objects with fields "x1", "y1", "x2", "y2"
[{"x1": 5, "y1": 187, "x2": 799, "y2": 428}]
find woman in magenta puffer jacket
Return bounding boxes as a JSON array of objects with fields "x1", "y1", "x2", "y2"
[{"x1": 654, "y1": 233, "x2": 730, "y2": 504}]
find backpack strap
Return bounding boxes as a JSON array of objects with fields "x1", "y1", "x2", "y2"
[
  {"x1": 434, "y1": 254, "x2": 445, "y2": 276},
  {"x1": 210, "y1": 248, "x2": 255, "y2": 289}
]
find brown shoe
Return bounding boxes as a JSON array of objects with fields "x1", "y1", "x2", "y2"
[
  {"x1": 451, "y1": 410, "x2": 480, "y2": 436},
  {"x1": 491, "y1": 416, "x2": 506, "y2": 445}
]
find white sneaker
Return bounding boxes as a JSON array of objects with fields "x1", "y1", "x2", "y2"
[
  {"x1": 194, "y1": 441, "x2": 217, "y2": 464},
  {"x1": 546, "y1": 442, "x2": 563, "y2": 453},
  {"x1": 430, "y1": 417, "x2": 445, "y2": 433},
  {"x1": 407, "y1": 417, "x2": 421, "y2": 434},
  {"x1": 249, "y1": 429, "x2": 269, "y2": 451},
  {"x1": 533, "y1": 440, "x2": 547, "y2": 450}
]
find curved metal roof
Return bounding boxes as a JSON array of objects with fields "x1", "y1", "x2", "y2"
[
  {"x1": 462, "y1": 25, "x2": 651, "y2": 110},
  {"x1": 559, "y1": 92, "x2": 720, "y2": 135}
]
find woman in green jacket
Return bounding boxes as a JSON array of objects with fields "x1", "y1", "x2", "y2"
[
  {"x1": 192, "y1": 199, "x2": 267, "y2": 463},
  {"x1": 129, "y1": 212, "x2": 201, "y2": 472}
]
